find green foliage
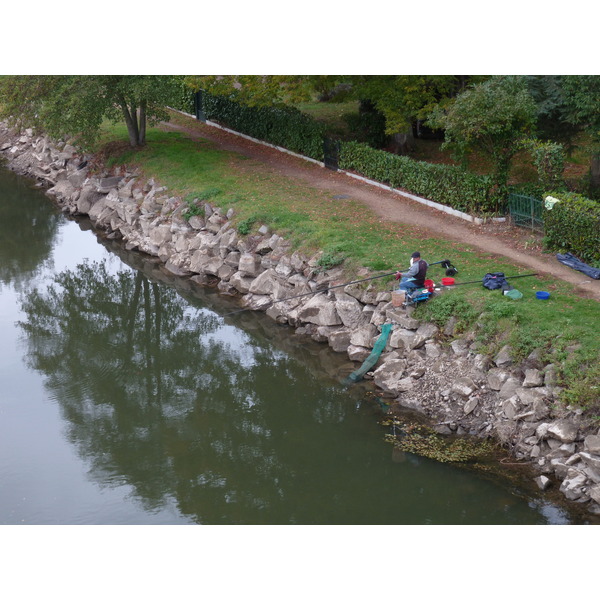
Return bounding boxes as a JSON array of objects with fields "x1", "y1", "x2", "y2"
[
  {"x1": 316, "y1": 251, "x2": 345, "y2": 271},
  {"x1": 428, "y1": 76, "x2": 538, "y2": 207},
  {"x1": 0, "y1": 75, "x2": 183, "y2": 148},
  {"x1": 339, "y1": 140, "x2": 493, "y2": 213},
  {"x1": 182, "y1": 200, "x2": 204, "y2": 221},
  {"x1": 419, "y1": 293, "x2": 479, "y2": 333},
  {"x1": 237, "y1": 216, "x2": 256, "y2": 235},
  {"x1": 542, "y1": 191, "x2": 600, "y2": 262},
  {"x1": 202, "y1": 93, "x2": 325, "y2": 161},
  {"x1": 521, "y1": 139, "x2": 566, "y2": 189}
]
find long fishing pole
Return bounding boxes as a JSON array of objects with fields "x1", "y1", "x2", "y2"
[
  {"x1": 443, "y1": 273, "x2": 538, "y2": 287},
  {"x1": 222, "y1": 270, "x2": 399, "y2": 317}
]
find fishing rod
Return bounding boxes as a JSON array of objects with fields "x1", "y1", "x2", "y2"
[
  {"x1": 221, "y1": 270, "x2": 399, "y2": 317},
  {"x1": 442, "y1": 273, "x2": 538, "y2": 287}
]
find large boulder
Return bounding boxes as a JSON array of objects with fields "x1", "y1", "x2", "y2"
[
  {"x1": 373, "y1": 359, "x2": 410, "y2": 394},
  {"x1": 248, "y1": 269, "x2": 290, "y2": 299},
  {"x1": 350, "y1": 324, "x2": 379, "y2": 348},
  {"x1": 335, "y1": 293, "x2": 365, "y2": 329},
  {"x1": 297, "y1": 294, "x2": 342, "y2": 327},
  {"x1": 238, "y1": 252, "x2": 263, "y2": 277},
  {"x1": 76, "y1": 185, "x2": 105, "y2": 215},
  {"x1": 328, "y1": 329, "x2": 352, "y2": 353},
  {"x1": 547, "y1": 420, "x2": 579, "y2": 444},
  {"x1": 584, "y1": 435, "x2": 600, "y2": 455}
]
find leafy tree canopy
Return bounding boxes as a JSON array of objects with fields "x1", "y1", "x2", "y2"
[
  {"x1": 0, "y1": 75, "x2": 183, "y2": 147},
  {"x1": 428, "y1": 75, "x2": 538, "y2": 196},
  {"x1": 187, "y1": 75, "x2": 474, "y2": 137}
]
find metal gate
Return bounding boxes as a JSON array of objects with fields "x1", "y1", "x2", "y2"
[
  {"x1": 508, "y1": 193, "x2": 544, "y2": 232},
  {"x1": 323, "y1": 137, "x2": 340, "y2": 171},
  {"x1": 194, "y1": 91, "x2": 206, "y2": 122}
]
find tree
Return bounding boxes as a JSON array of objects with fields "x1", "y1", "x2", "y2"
[
  {"x1": 560, "y1": 75, "x2": 600, "y2": 195},
  {"x1": 0, "y1": 75, "x2": 183, "y2": 147},
  {"x1": 188, "y1": 75, "x2": 472, "y2": 154},
  {"x1": 428, "y1": 76, "x2": 538, "y2": 204}
]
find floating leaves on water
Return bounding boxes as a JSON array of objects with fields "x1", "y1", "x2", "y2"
[{"x1": 381, "y1": 418, "x2": 496, "y2": 464}]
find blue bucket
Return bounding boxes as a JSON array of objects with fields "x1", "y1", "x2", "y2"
[{"x1": 536, "y1": 291, "x2": 550, "y2": 300}]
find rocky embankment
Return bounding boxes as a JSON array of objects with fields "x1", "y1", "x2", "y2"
[{"x1": 2, "y1": 123, "x2": 600, "y2": 517}]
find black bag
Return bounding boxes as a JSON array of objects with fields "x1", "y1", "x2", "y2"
[{"x1": 482, "y1": 272, "x2": 507, "y2": 290}]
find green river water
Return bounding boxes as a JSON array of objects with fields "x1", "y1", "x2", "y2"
[{"x1": 0, "y1": 166, "x2": 587, "y2": 525}]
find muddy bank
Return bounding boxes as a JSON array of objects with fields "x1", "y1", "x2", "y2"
[{"x1": 2, "y1": 122, "x2": 599, "y2": 518}]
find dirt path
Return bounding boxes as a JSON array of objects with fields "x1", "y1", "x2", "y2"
[{"x1": 162, "y1": 118, "x2": 600, "y2": 302}]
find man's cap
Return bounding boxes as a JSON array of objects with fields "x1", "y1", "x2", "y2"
[{"x1": 411, "y1": 252, "x2": 421, "y2": 258}]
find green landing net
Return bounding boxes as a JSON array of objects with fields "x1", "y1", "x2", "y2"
[{"x1": 342, "y1": 323, "x2": 393, "y2": 385}]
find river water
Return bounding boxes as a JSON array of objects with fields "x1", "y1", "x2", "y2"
[{"x1": 0, "y1": 166, "x2": 585, "y2": 525}]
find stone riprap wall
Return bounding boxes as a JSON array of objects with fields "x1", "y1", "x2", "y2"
[{"x1": 2, "y1": 123, "x2": 599, "y2": 517}]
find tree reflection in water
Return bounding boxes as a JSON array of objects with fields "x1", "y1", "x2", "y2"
[
  {"x1": 17, "y1": 259, "x2": 359, "y2": 523},
  {"x1": 0, "y1": 168, "x2": 61, "y2": 290}
]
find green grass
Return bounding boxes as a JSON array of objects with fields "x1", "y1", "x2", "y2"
[
  {"x1": 296, "y1": 100, "x2": 359, "y2": 138},
  {"x1": 96, "y1": 119, "x2": 600, "y2": 415}
]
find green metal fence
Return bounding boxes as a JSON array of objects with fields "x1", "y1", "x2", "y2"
[{"x1": 508, "y1": 193, "x2": 544, "y2": 232}]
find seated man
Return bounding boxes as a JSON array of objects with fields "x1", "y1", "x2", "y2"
[{"x1": 395, "y1": 251, "x2": 428, "y2": 292}]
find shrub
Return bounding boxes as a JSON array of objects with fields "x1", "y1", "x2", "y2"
[
  {"x1": 203, "y1": 93, "x2": 325, "y2": 161},
  {"x1": 237, "y1": 217, "x2": 256, "y2": 235},
  {"x1": 339, "y1": 141, "x2": 493, "y2": 214},
  {"x1": 543, "y1": 191, "x2": 600, "y2": 262}
]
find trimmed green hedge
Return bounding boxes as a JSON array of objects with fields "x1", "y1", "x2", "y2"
[
  {"x1": 339, "y1": 141, "x2": 493, "y2": 214},
  {"x1": 543, "y1": 191, "x2": 600, "y2": 263},
  {"x1": 202, "y1": 94, "x2": 325, "y2": 161}
]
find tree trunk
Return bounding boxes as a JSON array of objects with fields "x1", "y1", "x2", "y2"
[
  {"x1": 390, "y1": 127, "x2": 415, "y2": 154},
  {"x1": 120, "y1": 99, "x2": 140, "y2": 147},
  {"x1": 590, "y1": 153, "x2": 600, "y2": 195},
  {"x1": 139, "y1": 101, "x2": 147, "y2": 146}
]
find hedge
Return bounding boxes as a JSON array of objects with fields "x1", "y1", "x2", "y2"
[
  {"x1": 543, "y1": 191, "x2": 600, "y2": 263},
  {"x1": 339, "y1": 141, "x2": 493, "y2": 214},
  {"x1": 202, "y1": 94, "x2": 325, "y2": 161}
]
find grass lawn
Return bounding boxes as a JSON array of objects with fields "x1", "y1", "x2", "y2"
[{"x1": 93, "y1": 120, "x2": 600, "y2": 417}]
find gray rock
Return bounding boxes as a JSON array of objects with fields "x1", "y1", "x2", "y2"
[
  {"x1": 523, "y1": 369, "x2": 544, "y2": 388},
  {"x1": 238, "y1": 253, "x2": 263, "y2": 277},
  {"x1": 451, "y1": 377, "x2": 477, "y2": 398},
  {"x1": 589, "y1": 484, "x2": 600, "y2": 504},
  {"x1": 347, "y1": 345, "x2": 371, "y2": 363},
  {"x1": 584, "y1": 435, "x2": 600, "y2": 455},
  {"x1": 487, "y1": 368, "x2": 510, "y2": 391},
  {"x1": 425, "y1": 342, "x2": 442, "y2": 359},
  {"x1": 559, "y1": 468, "x2": 587, "y2": 501},
  {"x1": 298, "y1": 294, "x2": 342, "y2": 327},
  {"x1": 502, "y1": 398, "x2": 519, "y2": 420},
  {"x1": 388, "y1": 328, "x2": 416, "y2": 351},
  {"x1": 499, "y1": 377, "x2": 521, "y2": 400},
  {"x1": 580, "y1": 452, "x2": 600, "y2": 474},
  {"x1": 328, "y1": 329, "x2": 352, "y2": 353},
  {"x1": 547, "y1": 420, "x2": 579, "y2": 443},
  {"x1": 335, "y1": 294, "x2": 365, "y2": 329},
  {"x1": 516, "y1": 387, "x2": 548, "y2": 405},
  {"x1": 450, "y1": 339, "x2": 469, "y2": 356},
  {"x1": 463, "y1": 397, "x2": 479, "y2": 415},
  {"x1": 494, "y1": 345, "x2": 513, "y2": 367},
  {"x1": 76, "y1": 186, "x2": 104, "y2": 214},
  {"x1": 372, "y1": 359, "x2": 409, "y2": 394},
  {"x1": 97, "y1": 176, "x2": 123, "y2": 193},
  {"x1": 248, "y1": 269, "x2": 290, "y2": 298},
  {"x1": 349, "y1": 324, "x2": 379, "y2": 348},
  {"x1": 534, "y1": 475, "x2": 551, "y2": 490}
]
